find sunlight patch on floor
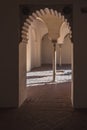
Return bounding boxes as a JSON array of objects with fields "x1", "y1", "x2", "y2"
[{"x1": 26, "y1": 69, "x2": 72, "y2": 87}]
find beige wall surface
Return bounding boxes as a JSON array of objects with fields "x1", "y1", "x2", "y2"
[
  {"x1": 41, "y1": 34, "x2": 53, "y2": 64},
  {"x1": 26, "y1": 20, "x2": 48, "y2": 71},
  {"x1": 19, "y1": 42, "x2": 27, "y2": 106}
]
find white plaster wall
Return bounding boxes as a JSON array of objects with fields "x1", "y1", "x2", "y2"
[
  {"x1": 31, "y1": 27, "x2": 36, "y2": 69},
  {"x1": 41, "y1": 35, "x2": 53, "y2": 64},
  {"x1": 26, "y1": 20, "x2": 48, "y2": 71},
  {"x1": 26, "y1": 30, "x2": 31, "y2": 72},
  {"x1": 57, "y1": 36, "x2": 73, "y2": 64},
  {"x1": 35, "y1": 20, "x2": 48, "y2": 67},
  {"x1": 41, "y1": 34, "x2": 72, "y2": 65},
  {"x1": 26, "y1": 24, "x2": 39, "y2": 71}
]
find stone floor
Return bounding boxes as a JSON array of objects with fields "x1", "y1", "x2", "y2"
[
  {"x1": 0, "y1": 65, "x2": 87, "y2": 130},
  {"x1": 26, "y1": 64, "x2": 72, "y2": 87}
]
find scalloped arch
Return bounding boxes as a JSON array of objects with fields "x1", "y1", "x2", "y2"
[
  {"x1": 21, "y1": 8, "x2": 72, "y2": 43},
  {"x1": 58, "y1": 21, "x2": 72, "y2": 43}
]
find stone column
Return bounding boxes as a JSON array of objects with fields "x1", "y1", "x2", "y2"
[
  {"x1": 52, "y1": 40, "x2": 57, "y2": 82},
  {"x1": 59, "y1": 44, "x2": 62, "y2": 67}
]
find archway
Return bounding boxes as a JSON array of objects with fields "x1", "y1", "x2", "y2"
[{"x1": 19, "y1": 7, "x2": 73, "y2": 106}]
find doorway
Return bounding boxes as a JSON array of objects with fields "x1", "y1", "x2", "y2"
[{"x1": 20, "y1": 6, "x2": 73, "y2": 107}]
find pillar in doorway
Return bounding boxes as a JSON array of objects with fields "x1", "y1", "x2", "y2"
[
  {"x1": 58, "y1": 44, "x2": 63, "y2": 67},
  {"x1": 52, "y1": 39, "x2": 57, "y2": 82}
]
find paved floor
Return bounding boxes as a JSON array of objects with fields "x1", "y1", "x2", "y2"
[
  {"x1": 0, "y1": 65, "x2": 87, "y2": 130},
  {"x1": 0, "y1": 82, "x2": 87, "y2": 130},
  {"x1": 26, "y1": 64, "x2": 72, "y2": 87}
]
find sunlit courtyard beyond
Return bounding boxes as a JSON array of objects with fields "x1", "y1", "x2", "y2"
[{"x1": 26, "y1": 65, "x2": 72, "y2": 87}]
